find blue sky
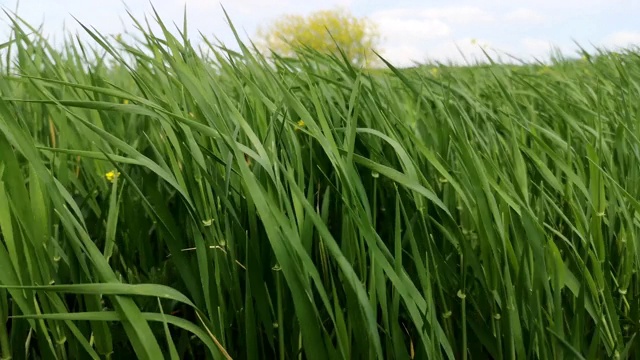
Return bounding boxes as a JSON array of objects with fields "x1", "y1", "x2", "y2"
[{"x1": 0, "y1": 0, "x2": 638, "y2": 66}]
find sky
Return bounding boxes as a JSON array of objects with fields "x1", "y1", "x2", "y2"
[{"x1": 0, "y1": 0, "x2": 639, "y2": 67}]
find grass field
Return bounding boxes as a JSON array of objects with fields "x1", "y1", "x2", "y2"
[{"x1": 1, "y1": 12, "x2": 640, "y2": 360}]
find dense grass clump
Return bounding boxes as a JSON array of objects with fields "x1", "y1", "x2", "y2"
[{"x1": 1, "y1": 12, "x2": 640, "y2": 360}]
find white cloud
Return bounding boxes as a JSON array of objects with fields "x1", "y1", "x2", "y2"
[
  {"x1": 504, "y1": 8, "x2": 545, "y2": 24},
  {"x1": 521, "y1": 38, "x2": 555, "y2": 57},
  {"x1": 369, "y1": 6, "x2": 497, "y2": 66},
  {"x1": 603, "y1": 31, "x2": 640, "y2": 49},
  {"x1": 369, "y1": 9, "x2": 451, "y2": 66},
  {"x1": 377, "y1": 45, "x2": 425, "y2": 67},
  {"x1": 372, "y1": 15, "x2": 451, "y2": 42},
  {"x1": 424, "y1": 38, "x2": 497, "y2": 64},
  {"x1": 518, "y1": 38, "x2": 576, "y2": 62},
  {"x1": 181, "y1": 0, "x2": 286, "y2": 10},
  {"x1": 482, "y1": 0, "x2": 619, "y2": 9},
  {"x1": 372, "y1": 6, "x2": 494, "y2": 25},
  {"x1": 416, "y1": 6, "x2": 494, "y2": 24}
]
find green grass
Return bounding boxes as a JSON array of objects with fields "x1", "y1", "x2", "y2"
[{"x1": 1, "y1": 10, "x2": 640, "y2": 360}]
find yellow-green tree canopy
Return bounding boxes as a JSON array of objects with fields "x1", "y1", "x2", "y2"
[{"x1": 256, "y1": 8, "x2": 380, "y2": 67}]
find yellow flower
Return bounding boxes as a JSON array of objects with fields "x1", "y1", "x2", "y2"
[
  {"x1": 295, "y1": 120, "x2": 305, "y2": 131},
  {"x1": 105, "y1": 169, "x2": 120, "y2": 183},
  {"x1": 430, "y1": 68, "x2": 440, "y2": 77},
  {"x1": 122, "y1": 99, "x2": 129, "y2": 104}
]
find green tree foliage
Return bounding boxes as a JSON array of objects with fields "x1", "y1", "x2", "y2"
[{"x1": 256, "y1": 7, "x2": 381, "y2": 66}]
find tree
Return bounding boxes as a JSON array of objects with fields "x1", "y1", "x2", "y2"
[{"x1": 256, "y1": 7, "x2": 380, "y2": 67}]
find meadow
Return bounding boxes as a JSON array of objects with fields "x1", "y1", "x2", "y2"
[{"x1": 1, "y1": 12, "x2": 640, "y2": 360}]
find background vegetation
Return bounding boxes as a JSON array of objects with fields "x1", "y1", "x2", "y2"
[
  {"x1": 0, "y1": 10, "x2": 640, "y2": 360},
  {"x1": 256, "y1": 7, "x2": 380, "y2": 67}
]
